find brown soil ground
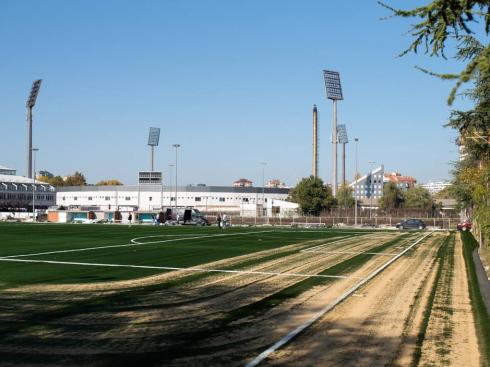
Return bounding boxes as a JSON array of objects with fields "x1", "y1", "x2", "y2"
[
  {"x1": 418, "y1": 232, "x2": 480, "y2": 366},
  {"x1": 264, "y1": 233, "x2": 445, "y2": 366}
]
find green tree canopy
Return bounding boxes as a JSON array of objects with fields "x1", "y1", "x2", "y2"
[
  {"x1": 65, "y1": 171, "x2": 87, "y2": 186},
  {"x1": 96, "y1": 179, "x2": 123, "y2": 186},
  {"x1": 379, "y1": 182, "x2": 404, "y2": 209},
  {"x1": 37, "y1": 175, "x2": 65, "y2": 187},
  {"x1": 403, "y1": 187, "x2": 433, "y2": 210},
  {"x1": 336, "y1": 184, "x2": 355, "y2": 208},
  {"x1": 288, "y1": 176, "x2": 336, "y2": 215},
  {"x1": 381, "y1": 0, "x2": 490, "y2": 105}
]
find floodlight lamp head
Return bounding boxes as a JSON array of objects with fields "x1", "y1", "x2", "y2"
[
  {"x1": 323, "y1": 70, "x2": 343, "y2": 100},
  {"x1": 148, "y1": 127, "x2": 160, "y2": 146},
  {"x1": 26, "y1": 79, "x2": 42, "y2": 108},
  {"x1": 337, "y1": 124, "x2": 349, "y2": 144}
]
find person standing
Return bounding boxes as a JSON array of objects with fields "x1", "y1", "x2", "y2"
[
  {"x1": 128, "y1": 213, "x2": 133, "y2": 227},
  {"x1": 217, "y1": 214, "x2": 221, "y2": 229},
  {"x1": 223, "y1": 213, "x2": 228, "y2": 229}
]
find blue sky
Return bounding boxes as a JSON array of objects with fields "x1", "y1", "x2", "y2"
[{"x1": 1, "y1": 0, "x2": 475, "y2": 187}]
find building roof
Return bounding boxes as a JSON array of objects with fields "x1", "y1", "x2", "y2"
[
  {"x1": 234, "y1": 178, "x2": 253, "y2": 183},
  {"x1": 0, "y1": 165, "x2": 15, "y2": 171},
  {"x1": 0, "y1": 174, "x2": 54, "y2": 189},
  {"x1": 57, "y1": 185, "x2": 290, "y2": 194},
  {"x1": 384, "y1": 172, "x2": 417, "y2": 184}
]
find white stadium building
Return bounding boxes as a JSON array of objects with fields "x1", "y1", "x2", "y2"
[{"x1": 56, "y1": 184, "x2": 298, "y2": 218}]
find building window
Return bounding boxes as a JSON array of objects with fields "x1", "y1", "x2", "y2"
[
  {"x1": 242, "y1": 198, "x2": 249, "y2": 203},
  {"x1": 105, "y1": 196, "x2": 110, "y2": 200},
  {"x1": 171, "y1": 197, "x2": 175, "y2": 201},
  {"x1": 125, "y1": 197, "x2": 130, "y2": 201},
  {"x1": 74, "y1": 197, "x2": 77, "y2": 201},
  {"x1": 149, "y1": 197, "x2": 153, "y2": 201},
  {"x1": 219, "y1": 197, "x2": 225, "y2": 202},
  {"x1": 88, "y1": 197, "x2": 92, "y2": 201},
  {"x1": 195, "y1": 197, "x2": 201, "y2": 202}
]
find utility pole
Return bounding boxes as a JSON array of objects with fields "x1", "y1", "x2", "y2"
[
  {"x1": 172, "y1": 144, "x2": 180, "y2": 210},
  {"x1": 32, "y1": 148, "x2": 39, "y2": 222}
]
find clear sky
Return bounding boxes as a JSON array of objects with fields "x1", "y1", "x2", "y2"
[{"x1": 1, "y1": 0, "x2": 472, "y2": 187}]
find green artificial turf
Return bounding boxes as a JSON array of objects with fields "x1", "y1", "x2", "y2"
[{"x1": 0, "y1": 223, "x2": 370, "y2": 288}]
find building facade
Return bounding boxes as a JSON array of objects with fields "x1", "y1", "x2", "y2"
[
  {"x1": 56, "y1": 185, "x2": 296, "y2": 216},
  {"x1": 383, "y1": 172, "x2": 417, "y2": 190},
  {"x1": 0, "y1": 173, "x2": 56, "y2": 211},
  {"x1": 420, "y1": 181, "x2": 452, "y2": 195},
  {"x1": 349, "y1": 165, "x2": 385, "y2": 202}
]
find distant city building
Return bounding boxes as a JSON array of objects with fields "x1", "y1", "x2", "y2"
[
  {"x1": 266, "y1": 179, "x2": 287, "y2": 188},
  {"x1": 37, "y1": 170, "x2": 54, "y2": 178},
  {"x1": 383, "y1": 172, "x2": 417, "y2": 191},
  {"x1": 0, "y1": 165, "x2": 16, "y2": 176},
  {"x1": 420, "y1": 181, "x2": 451, "y2": 195},
  {"x1": 233, "y1": 178, "x2": 253, "y2": 187},
  {"x1": 349, "y1": 165, "x2": 385, "y2": 202}
]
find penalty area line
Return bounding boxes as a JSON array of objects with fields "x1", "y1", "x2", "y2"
[
  {"x1": 0, "y1": 230, "x2": 275, "y2": 259},
  {"x1": 0, "y1": 257, "x2": 361, "y2": 280}
]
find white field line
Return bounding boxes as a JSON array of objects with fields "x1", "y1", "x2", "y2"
[
  {"x1": 0, "y1": 257, "x2": 362, "y2": 280},
  {"x1": 244, "y1": 231, "x2": 433, "y2": 367},
  {"x1": 302, "y1": 236, "x2": 359, "y2": 252},
  {"x1": 300, "y1": 250, "x2": 398, "y2": 257},
  {"x1": 0, "y1": 230, "x2": 275, "y2": 259}
]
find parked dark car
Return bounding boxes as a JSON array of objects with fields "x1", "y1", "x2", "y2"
[
  {"x1": 457, "y1": 220, "x2": 472, "y2": 231},
  {"x1": 396, "y1": 219, "x2": 426, "y2": 230}
]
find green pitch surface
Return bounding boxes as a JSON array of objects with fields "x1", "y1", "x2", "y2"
[{"x1": 0, "y1": 223, "x2": 372, "y2": 289}]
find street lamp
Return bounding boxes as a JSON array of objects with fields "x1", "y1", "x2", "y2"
[
  {"x1": 32, "y1": 148, "x2": 39, "y2": 222},
  {"x1": 354, "y1": 138, "x2": 359, "y2": 226},
  {"x1": 323, "y1": 70, "x2": 343, "y2": 197},
  {"x1": 26, "y1": 79, "x2": 42, "y2": 178},
  {"x1": 260, "y1": 162, "x2": 267, "y2": 218},
  {"x1": 172, "y1": 144, "x2": 180, "y2": 209},
  {"x1": 368, "y1": 161, "x2": 376, "y2": 220}
]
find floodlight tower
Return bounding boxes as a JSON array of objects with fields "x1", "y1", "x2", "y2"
[
  {"x1": 337, "y1": 124, "x2": 349, "y2": 187},
  {"x1": 323, "y1": 70, "x2": 343, "y2": 196},
  {"x1": 148, "y1": 127, "x2": 160, "y2": 171},
  {"x1": 26, "y1": 79, "x2": 42, "y2": 178}
]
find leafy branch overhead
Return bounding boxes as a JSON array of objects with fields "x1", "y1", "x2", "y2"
[{"x1": 380, "y1": 0, "x2": 490, "y2": 104}]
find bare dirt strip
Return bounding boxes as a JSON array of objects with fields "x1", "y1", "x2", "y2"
[
  {"x1": 263, "y1": 233, "x2": 444, "y2": 366},
  {"x1": 417, "y1": 232, "x2": 480, "y2": 367},
  {"x1": 0, "y1": 231, "x2": 429, "y2": 366}
]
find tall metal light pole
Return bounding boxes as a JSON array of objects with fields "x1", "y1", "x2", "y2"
[
  {"x1": 26, "y1": 80, "x2": 42, "y2": 178},
  {"x1": 323, "y1": 70, "x2": 343, "y2": 197},
  {"x1": 147, "y1": 127, "x2": 160, "y2": 171},
  {"x1": 368, "y1": 161, "x2": 376, "y2": 220},
  {"x1": 172, "y1": 144, "x2": 180, "y2": 209},
  {"x1": 354, "y1": 138, "x2": 359, "y2": 226},
  {"x1": 260, "y1": 162, "x2": 267, "y2": 217},
  {"x1": 32, "y1": 148, "x2": 39, "y2": 222},
  {"x1": 312, "y1": 105, "x2": 318, "y2": 178}
]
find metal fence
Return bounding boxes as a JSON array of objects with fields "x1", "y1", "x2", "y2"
[{"x1": 204, "y1": 214, "x2": 460, "y2": 230}]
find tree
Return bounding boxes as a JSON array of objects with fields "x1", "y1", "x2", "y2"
[
  {"x1": 37, "y1": 175, "x2": 65, "y2": 187},
  {"x1": 336, "y1": 184, "x2": 355, "y2": 208},
  {"x1": 288, "y1": 176, "x2": 336, "y2": 215},
  {"x1": 403, "y1": 187, "x2": 433, "y2": 210},
  {"x1": 380, "y1": 1, "x2": 490, "y2": 105},
  {"x1": 96, "y1": 179, "x2": 123, "y2": 186},
  {"x1": 65, "y1": 171, "x2": 87, "y2": 186},
  {"x1": 379, "y1": 182, "x2": 404, "y2": 209}
]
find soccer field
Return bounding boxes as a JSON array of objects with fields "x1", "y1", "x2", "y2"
[{"x1": 0, "y1": 223, "x2": 464, "y2": 366}]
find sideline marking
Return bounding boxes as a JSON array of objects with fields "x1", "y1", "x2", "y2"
[
  {"x1": 0, "y1": 258, "x2": 361, "y2": 280},
  {"x1": 0, "y1": 230, "x2": 275, "y2": 259},
  {"x1": 244, "y1": 231, "x2": 433, "y2": 367}
]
